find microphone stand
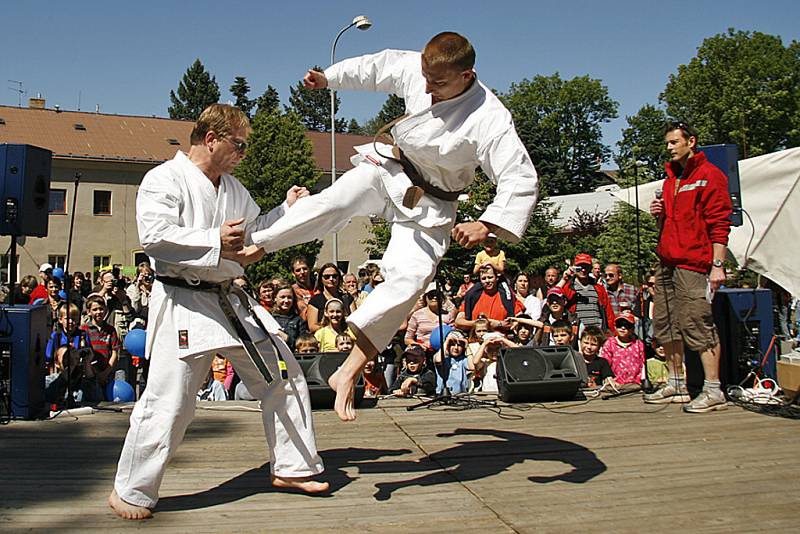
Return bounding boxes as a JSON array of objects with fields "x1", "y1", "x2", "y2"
[
  {"x1": 61, "y1": 172, "x2": 82, "y2": 409},
  {"x1": 633, "y1": 160, "x2": 654, "y2": 394}
]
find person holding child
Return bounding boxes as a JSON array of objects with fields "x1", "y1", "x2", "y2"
[
  {"x1": 271, "y1": 283, "x2": 307, "y2": 351},
  {"x1": 314, "y1": 298, "x2": 356, "y2": 352}
]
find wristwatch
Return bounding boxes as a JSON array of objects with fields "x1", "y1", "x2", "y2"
[{"x1": 712, "y1": 259, "x2": 724, "y2": 268}]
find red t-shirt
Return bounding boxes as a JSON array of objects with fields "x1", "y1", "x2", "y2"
[{"x1": 459, "y1": 290, "x2": 523, "y2": 322}]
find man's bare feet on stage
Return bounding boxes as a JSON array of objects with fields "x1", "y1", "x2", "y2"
[
  {"x1": 271, "y1": 475, "x2": 330, "y2": 493},
  {"x1": 328, "y1": 367, "x2": 357, "y2": 421},
  {"x1": 108, "y1": 489, "x2": 152, "y2": 520}
]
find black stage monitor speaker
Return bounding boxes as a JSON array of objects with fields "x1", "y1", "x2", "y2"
[
  {"x1": 0, "y1": 144, "x2": 52, "y2": 237},
  {"x1": 497, "y1": 346, "x2": 583, "y2": 403},
  {"x1": 294, "y1": 352, "x2": 364, "y2": 409},
  {"x1": 0, "y1": 305, "x2": 48, "y2": 419},
  {"x1": 699, "y1": 144, "x2": 743, "y2": 227}
]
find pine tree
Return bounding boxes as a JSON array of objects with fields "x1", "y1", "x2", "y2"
[
  {"x1": 287, "y1": 66, "x2": 346, "y2": 132},
  {"x1": 254, "y1": 85, "x2": 281, "y2": 117},
  {"x1": 230, "y1": 76, "x2": 253, "y2": 117},
  {"x1": 363, "y1": 94, "x2": 406, "y2": 135},
  {"x1": 168, "y1": 59, "x2": 221, "y2": 120},
  {"x1": 234, "y1": 110, "x2": 323, "y2": 281}
]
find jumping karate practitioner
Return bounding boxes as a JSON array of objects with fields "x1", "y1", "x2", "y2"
[
  {"x1": 243, "y1": 32, "x2": 539, "y2": 421},
  {"x1": 109, "y1": 104, "x2": 327, "y2": 520}
]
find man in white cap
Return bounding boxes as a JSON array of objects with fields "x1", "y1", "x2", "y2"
[{"x1": 27, "y1": 263, "x2": 53, "y2": 304}]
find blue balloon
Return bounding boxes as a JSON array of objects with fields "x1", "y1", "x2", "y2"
[
  {"x1": 58, "y1": 289, "x2": 68, "y2": 300},
  {"x1": 124, "y1": 329, "x2": 147, "y2": 357},
  {"x1": 429, "y1": 324, "x2": 454, "y2": 352},
  {"x1": 106, "y1": 380, "x2": 135, "y2": 403},
  {"x1": 52, "y1": 267, "x2": 65, "y2": 280},
  {"x1": 32, "y1": 298, "x2": 46, "y2": 306}
]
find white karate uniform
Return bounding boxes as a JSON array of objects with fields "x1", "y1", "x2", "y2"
[
  {"x1": 114, "y1": 151, "x2": 323, "y2": 509},
  {"x1": 252, "y1": 49, "x2": 539, "y2": 352}
]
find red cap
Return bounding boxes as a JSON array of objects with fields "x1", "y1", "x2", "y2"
[
  {"x1": 614, "y1": 310, "x2": 636, "y2": 326},
  {"x1": 574, "y1": 253, "x2": 593, "y2": 266},
  {"x1": 546, "y1": 286, "x2": 565, "y2": 299}
]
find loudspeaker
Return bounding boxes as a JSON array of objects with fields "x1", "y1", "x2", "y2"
[
  {"x1": 0, "y1": 305, "x2": 48, "y2": 419},
  {"x1": 294, "y1": 352, "x2": 364, "y2": 409},
  {"x1": 0, "y1": 144, "x2": 52, "y2": 237},
  {"x1": 496, "y1": 346, "x2": 582, "y2": 402},
  {"x1": 698, "y1": 144, "x2": 743, "y2": 227}
]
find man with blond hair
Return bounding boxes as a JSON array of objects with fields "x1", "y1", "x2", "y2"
[
  {"x1": 241, "y1": 32, "x2": 539, "y2": 422},
  {"x1": 108, "y1": 104, "x2": 327, "y2": 521}
]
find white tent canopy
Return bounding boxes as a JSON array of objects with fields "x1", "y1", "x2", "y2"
[{"x1": 611, "y1": 147, "x2": 800, "y2": 297}]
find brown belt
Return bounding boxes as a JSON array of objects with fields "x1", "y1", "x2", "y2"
[{"x1": 373, "y1": 115, "x2": 464, "y2": 208}]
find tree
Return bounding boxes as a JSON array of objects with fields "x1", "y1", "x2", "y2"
[
  {"x1": 230, "y1": 76, "x2": 254, "y2": 117},
  {"x1": 346, "y1": 118, "x2": 365, "y2": 135},
  {"x1": 661, "y1": 29, "x2": 800, "y2": 158},
  {"x1": 234, "y1": 110, "x2": 323, "y2": 281},
  {"x1": 616, "y1": 104, "x2": 670, "y2": 182},
  {"x1": 168, "y1": 59, "x2": 221, "y2": 120},
  {"x1": 287, "y1": 66, "x2": 346, "y2": 132},
  {"x1": 501, "y1": 73, "x2": 618, "y2": 195},
  {"x1": 595, "y1": 203, "x2": 658, "y2": 284},
  {"x1": 254, "y1": 85, "x2": 281, "y2": 117},
  {"x1": 362, "y1": 94, "x2": 407, "y2": 135}
]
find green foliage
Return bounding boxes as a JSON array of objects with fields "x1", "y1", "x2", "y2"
[
  {"x1": 168, "y1": 59, "x2": 221, "y2": 120},
  {"x1": 661, "y1": 28, "x2": 800, "y2": 157},
  {"x1": 616, "y1": 104, "x2": 670, "y2": 183},
  {"x1": 234, "y1": 110, "x2": 323, "y2": 282},
  {"x1": 595, "y1": 203, "x2": 658, "y2": 284},
  {"x1": 501, "y1": 73, "x2": 618, "y2": 195},
  {"x1": 363, "y1": 95, "x2": 407, "y2": 135},
  {"x1": 346, "y1": 118, "x2": 365, "y2": 135},
  {"x1": 287, "y1": 66, "x2": 346, "y2": 132},
  {"x1": 230, "y1": 76, "x2": 253, "y2": 117},
  {"x1": 254, "y1": 85, "x2": 281, "y2": 117}
]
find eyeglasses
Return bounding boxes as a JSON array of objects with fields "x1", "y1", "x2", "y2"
[
  {"x1": 605, "y1": 273, "x2": 618, "y2": 278},
  {"x1": 667, "y1": 121, "x2": 697, "y2": 139},
  {"x1": 223, "y1": 137, "x2": 247, "y2": 154},
  {"x1": 321, "y1": 273, "x2": 339, "y2": 280}
]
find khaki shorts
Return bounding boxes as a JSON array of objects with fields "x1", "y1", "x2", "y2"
[{"x1": 652, "y1": 264, "x2": 719, "y2": 352}]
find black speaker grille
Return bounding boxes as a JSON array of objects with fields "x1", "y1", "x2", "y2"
[{"x1": 504, "y1": 351, "x2": 550, "y2": 381}]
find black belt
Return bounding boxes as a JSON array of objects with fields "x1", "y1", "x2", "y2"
[{"x1": 156, "y1": 275, "x2": 288, "y2": 384}]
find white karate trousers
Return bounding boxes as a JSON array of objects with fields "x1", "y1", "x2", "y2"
[
  {"x1": 254, "y1": 163, "x2": 452, "y2": 352},
  {"x1": 113, "y1": 338, "x2": 323, "y2": 508}
]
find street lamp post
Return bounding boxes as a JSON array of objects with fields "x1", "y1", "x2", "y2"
[{"x1": 330, "y1": 15, "x2": 371, "y2": 265}]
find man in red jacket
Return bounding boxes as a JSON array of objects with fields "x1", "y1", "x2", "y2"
[
  {"x1": 645, "y1": 121, "x2": 732, "y2": 413},
  {"x1": 559, "y1": 253, "x2": 616, "y2": 336}
]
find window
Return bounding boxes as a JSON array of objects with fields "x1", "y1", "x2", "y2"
[
  {"x1": 93, "y1": 255, "x2": 111, "y2": 273},
  {"x1": 49, "y1": 189, "x2": 67, "y2": 214},
  {"x1": 0, "y1": 255, "x2": 19, "y2": 284},
  {"x1": 48, "y1": 255, "x2": 66, "y2": 270},
  {"x1": 93, "y1": 190, "x2": 112, "y2": 215}
]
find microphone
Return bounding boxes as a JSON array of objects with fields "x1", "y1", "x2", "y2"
[{"x1": 655, "y1": 189, "x2": 662, "y2": 199}]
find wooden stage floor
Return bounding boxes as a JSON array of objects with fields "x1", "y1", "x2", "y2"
[{"x1": 1, "y1": 394, "x2": 798, "y2": 533}]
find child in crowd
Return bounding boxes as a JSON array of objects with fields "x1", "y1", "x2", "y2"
[
  {"x1": 81, "y1": 295, "x2": 120, "y2": 392},
  {"x1": 472, "y1": 233, "x2": 506, "y2": 275},
  {"x1": 580, "y1": 325, "x2": 614, "y2": 389},
  {"x1": 335, "y1": 333, "x2": 354, "y2": 353},
  {"x1": 362, "y1": 358, "x2": 387, "y2": 398},
  {"x1": 45, "y1": 302, "x2": 100, "y2": 404},
  {"x1": 390, "y1": 345, "x2": 436, "y2": 397},
  {"x1": 647, "y1": 343, "x2": 669, "y2": 387},
  {"x1": 314, "y1": 298, "x2": 355, "y2": 352},
  {"x1": 599, "y1": 310, "x2": 645, "y2": 388},
  {"x1": 466, "y1": 317, "x2": 491, "y2": 361},
  {"x1": 200, "y1": 353, "x2": 232, "y2": 401},
  {"x1": 434, "y1": 329, "x2": 472, "y2": 394},
  {"x1": 509, "y1": 313, "x2": 536, "y2": 347},
  {"x1": 534, "y1": 287, "x2": 576, "y2": 346},
  {"x1": 470, "y1": 332, "x2": 519, "y2": 394},
  {"x1": 550, "y1": 320, "x2": 575, "y2": 347},
  {"x1": 295, "y1": 334, "x2": 320, "y2": 354}
]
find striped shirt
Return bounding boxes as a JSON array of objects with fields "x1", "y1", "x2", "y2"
[{"x1": 572, "y1": 280, "x2": 603, "y2": 328}]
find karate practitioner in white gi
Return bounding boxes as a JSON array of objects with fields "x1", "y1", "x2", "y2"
[
  {"x1": 109, "y1": 104, "x2": 328, "y2": 520},
  {"x1": 243, "y1": 32, "x2": 540, "y2": 422}
]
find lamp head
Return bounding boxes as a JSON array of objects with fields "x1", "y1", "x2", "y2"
[{"x1": 353, "y1": 15, "x2": 372, "y2": 30}]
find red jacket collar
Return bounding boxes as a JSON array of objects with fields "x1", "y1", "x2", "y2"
[{"x1": 666, "y1": 151, "x2": 707, "y2": 180}]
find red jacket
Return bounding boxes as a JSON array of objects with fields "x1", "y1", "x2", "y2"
[
  {"x1": 561, "y1": 281, "x2": 617, "y2": 336},
  {"x1": 657, "y1": 152, "x2": 732, "y2": 273}
]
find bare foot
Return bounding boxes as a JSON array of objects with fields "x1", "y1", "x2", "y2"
[
  {"x1": 327, "y1": 367, "x2": 357, "y2": 421},
  {"x1": 271, "y1": 475, "x2": 330, "y2": 493},
  {"x1": 108, "y1": 489, "x2": 152, "y2": 520}
]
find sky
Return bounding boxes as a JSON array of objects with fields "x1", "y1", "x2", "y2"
[{"x1": 2, "y1": 0, "x2": 799, "y2": 159}]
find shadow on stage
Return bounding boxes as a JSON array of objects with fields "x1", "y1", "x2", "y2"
[{"x1": 157, "y1": 428, "x2": 606, "y2": 511}]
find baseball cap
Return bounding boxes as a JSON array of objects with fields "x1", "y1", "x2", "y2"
[
  {"x1": 39, "y1": 263, "x2": 53, "y2": 273},
  {"x1": 403, "y1": 345, "x2": 426, "y2": 359},
  {"x1": 614, "y1": 310, "x2": 636, "y2": 326},
  {"x1": 546, "y1": 286, "x2": 565, "y2": 299},
  {"x1": 573, "y1": 253, "x2": 593, "y2": 266},
  {"x1": 424, "y1": 281, "x2": 438, "y2": 294},
  {"x1": 445, "y1": 329, "x2": 466, "y2": 341}
]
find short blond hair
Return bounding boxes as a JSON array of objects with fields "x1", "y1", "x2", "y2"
[
  {"x1": 422, "y1": 32, "x2": 475, "y2": 72},
  {"x1": 190, "y1": 103, "x2": 250, "y2": 145}
]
